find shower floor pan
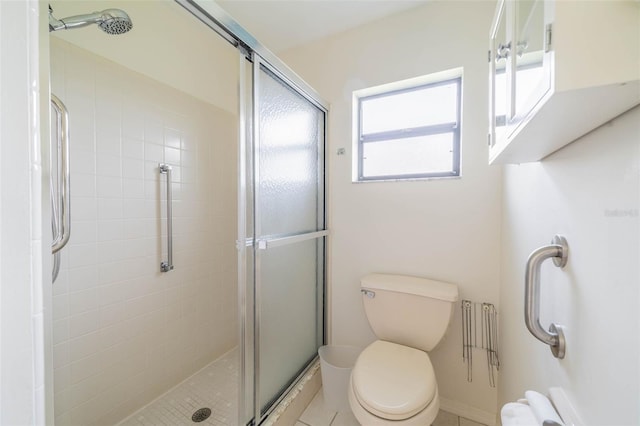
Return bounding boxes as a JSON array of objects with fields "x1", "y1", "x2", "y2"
[{"x1": 117, "y1": 348, "x2": 238, "y2": 426}]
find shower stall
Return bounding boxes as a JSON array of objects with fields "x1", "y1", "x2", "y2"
[{"x1": 47, "y1": 1, "x2": 327, "y2": 425}]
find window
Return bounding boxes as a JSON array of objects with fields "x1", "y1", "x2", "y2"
[{"x1": 353, "y1": 71, "x2": 462, "y2": 182}]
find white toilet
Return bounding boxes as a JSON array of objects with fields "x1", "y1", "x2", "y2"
[{"x1": 348, "y1": 273, "x2": 459, "y2": 425}]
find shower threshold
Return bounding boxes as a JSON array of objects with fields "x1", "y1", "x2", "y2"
[{"x1": 117, "y1": 348, "x2": 238, "y2": 426}]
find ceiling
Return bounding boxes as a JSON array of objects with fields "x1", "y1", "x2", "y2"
[
  {"x1": 215, "y1": 0, "x2": 430, "y2": 52},
  {"x1": 46, "y1": 0, "x2": 431, "y2": 110}
]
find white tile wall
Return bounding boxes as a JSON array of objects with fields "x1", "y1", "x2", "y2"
[
  {"x1": 1, "y1": 1, "x2": 49, "y2": 424},
  {"x1": 50, "y1": 37, "x2": 238, "y2": 426}
]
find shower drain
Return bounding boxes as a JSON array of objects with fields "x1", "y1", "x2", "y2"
[{"x1": 192, "y1": 407, "x2": 212, "y2": 423}]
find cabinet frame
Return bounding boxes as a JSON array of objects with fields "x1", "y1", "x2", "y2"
[{"x1": 488, "y1": 0, "x2": 640, "y2": 165}]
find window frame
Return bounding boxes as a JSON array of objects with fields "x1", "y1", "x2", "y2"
[{"x1": 355, "y1": 75, "x2": 462, "y2": 182}]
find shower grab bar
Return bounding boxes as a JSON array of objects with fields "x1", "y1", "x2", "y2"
[
  {"x1": 524, "y1": 234, "x2": 568, "y2": 359},
  {"x1": 51, "y1": 182, "x2": 61, "y2": 281},
  {"x1": 50, "y1": 94, "x2": 71, "y2": 256},
  {"x1": 159, "y1": 163, "x2": 174, "y2": 273}
]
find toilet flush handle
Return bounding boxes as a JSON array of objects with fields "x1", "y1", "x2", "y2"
[{"x1": 361, "y1": 289, "x2": 376, "y2": 298}]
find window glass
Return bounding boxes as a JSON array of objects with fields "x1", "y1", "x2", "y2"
[
  {"x1": 361, "y1": 82, "x2": 458, "y2": 135},
  {"x1": 355, "y1": 73, "x2": 462, "y2": 181},
  {"x1": 362, "y1": 134, "x2": 454, "y2": 178}
]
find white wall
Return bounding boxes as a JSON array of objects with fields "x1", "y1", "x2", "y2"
[
  {"x1": 498, "y1": 106, "x2": 640, "y2": 425},
  {"x1": 50, "y1": 38, "x2": 238, "y2": 425},
  {"x1": 0, "y1": 1, "x2": 48, "y2": 424},
  {"x1": 49, "y1": 0, "x2": 238, "y2": 114},
  {"x1": 280, "y1": 2, "x2": 503, "y2": 422}
]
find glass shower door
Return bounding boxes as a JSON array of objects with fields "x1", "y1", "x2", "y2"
[{"x1": 252, "y1": 56, "x2": 326, "y2": 423}]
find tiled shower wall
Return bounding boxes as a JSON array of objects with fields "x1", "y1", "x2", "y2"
[{"x1": 50, "y1": 38, "x2": 238, "y2": 426}]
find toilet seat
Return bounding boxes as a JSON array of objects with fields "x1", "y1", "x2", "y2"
[{"x1": 351, "y1": 340, "x2": 436, "y2": 421}]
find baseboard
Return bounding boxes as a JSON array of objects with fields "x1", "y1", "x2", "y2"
[{"x1": 439, "y1": 397, "x2": 497, "y2": 426}]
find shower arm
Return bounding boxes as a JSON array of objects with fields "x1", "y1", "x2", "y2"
[{"x1": 49, "y1": 11, "x2": 103, "y2": 31}]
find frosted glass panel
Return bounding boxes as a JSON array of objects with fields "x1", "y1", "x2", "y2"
[
  {"x1": 259, "y1": 238, "x2": 324, "y2": 410},
  {"x1": 362, "y1": 134, "x2": 454, "y2": 178},
  {"x1": 254, "y1": 64, "x2": 326, "y2": 419},
  {"x1": 361, "y1": 82, "x2": 458, "y2": 135},
  {"x1": 259, "y1": 67, "x2": 324, "y2": 236}
]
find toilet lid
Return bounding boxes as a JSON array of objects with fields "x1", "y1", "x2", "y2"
[{"x1": 352, "y1": 340, "x2": 436, "y2": 421}]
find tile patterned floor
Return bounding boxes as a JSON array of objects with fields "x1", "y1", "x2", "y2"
[
  {"x1": 116, "y1": 352, "x2": 486, "y2": 426},
  {"x1": 296, "y1": 388, "x2": 487, "y2": 426},
  {"x1": 117, "y1": 349, "x2": 238, "y2": 426}
]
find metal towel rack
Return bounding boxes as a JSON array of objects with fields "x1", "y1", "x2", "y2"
[
  {"x1": 159, "y1": 163, "x2": 173, "y2": 273},
  {"x1": 524, "y1": 234, "x2": 568, "y2": 359},
  {"x1": 50, "y1": 94, "x2": 71, "y2": 282}
]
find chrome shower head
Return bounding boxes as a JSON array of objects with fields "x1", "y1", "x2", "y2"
[
  {"x1": 49, "y1": 6, "x2": 132, "y2": 35},
  {"x1": 97, "y1": 9, "x2": 133, "y2": 35}
]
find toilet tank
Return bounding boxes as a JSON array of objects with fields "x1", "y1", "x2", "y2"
[{"x1": 361, "y1": 273, "x2": 459, "y2": 352}]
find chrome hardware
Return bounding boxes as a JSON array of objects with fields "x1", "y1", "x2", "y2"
[
  {"x1": 361, "y1": 289, "x2": 375, "y2": 298},
  {"x1": 462, "y1": 300, "x2": 500, "y2": 387},
  {"x1": 236, "y1": 238, "x2": 254, "y2": 250},
  {"x1": 516, "y1": 40, "x2": 528, "y2": 57},
  {"x1": 496, "y1": 41, "x2": 511, "y2": 61},
  {"x1": 51, "y1": 176, "x2": 62, "y2": 282},
  {"x1": 50, "y1": 94, "x2": 71, "y2": 257},
  {"x1": 545, "y1": 23, "x2": 553, "y2": 53},
  {"x1": 256, "y1": 230, "x2": 329, "y2": 251},
  {"x1": 159, "y1": 163, "x2": 173, "y2": 273},
  {"x1": 52, "y1": 252, "x2": 61, "y2": 282},
  {"x1": 524, "y1": 235, "x2": 568, "y2": 359}
]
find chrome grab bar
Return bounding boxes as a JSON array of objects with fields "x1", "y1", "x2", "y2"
[
  {"x1": 51, "y1": 175, "x2": 61, "y2": 282},
  {"x1": 52, "y1": 188, "x2": 61, "y2": 281},
  {"x1": 50, "y1": 94, "x2": 70, "y2": 283},
  {"x1": 50, "y1": 94, "x2": 71, "y2": 256},
  {"x1": 524, "y1": 235, "x2": 568, "y2": 359},
  {"x1": 159, "y1": 163, "x2": 174, "y2": 272}
]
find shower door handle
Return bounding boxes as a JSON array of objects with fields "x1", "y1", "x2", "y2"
[
  {"x1": 159, "y1": 163, "x2": 174, "y2": 273},
  {"x1": 51, "y1": 94, "x2": 71, "y2": 257},
  {"x1": 524, "y1": 235, "x2": 568, "y2": 359}
]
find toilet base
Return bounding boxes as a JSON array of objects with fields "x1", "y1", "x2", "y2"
[{"x1": 347, "y1": 374, "x2": 440, "y2": 425}]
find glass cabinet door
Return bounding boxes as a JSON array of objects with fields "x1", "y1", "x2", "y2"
[
  {"x1": 489, "y1": 0, "x2": 509, "y2": 147},
  {"x1": 490, "y1": 0, "x2": 552, "y2": 151},
  {"x1": 512, "y1": 0, "x2": 551, "y2": 123}
]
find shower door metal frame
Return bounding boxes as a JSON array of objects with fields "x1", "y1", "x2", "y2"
[
  {"x1": 250, "y1": 53, "x2": 328, "y2": 425},
  {"x1": 173, "y1": 1, "x2": 329, "y2": 425},
  {"x1": 174, "y1": 0, "x2": 328, "y2": 111}
]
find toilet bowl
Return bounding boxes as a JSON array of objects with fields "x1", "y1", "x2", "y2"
[{"x1": 348, "y1": 274, "x2": 458, "y2": 425}]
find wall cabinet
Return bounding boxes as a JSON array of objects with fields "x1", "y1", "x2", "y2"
[{"x1": 488, "y1": 0, "x2": 640, "y2": 164}]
